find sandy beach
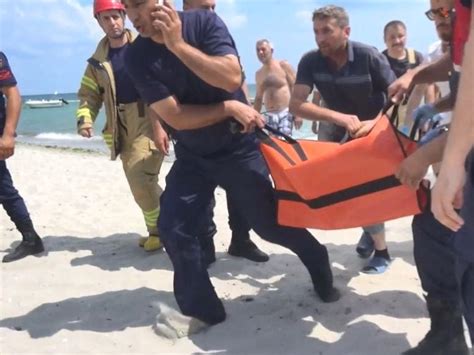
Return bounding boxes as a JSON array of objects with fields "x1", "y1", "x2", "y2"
[{"x1": 0, "y1": 144, "x2": 471, "y2": 355}]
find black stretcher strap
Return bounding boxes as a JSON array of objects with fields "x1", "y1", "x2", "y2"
[
  {"x1": 275, "y1": 175, "x2": 402, "y2": 209},
  {"x1": 256, "y1": 129, "x2": 296, "y2": 166},
  {"x1": 256, "y1": 124, "x2": 308, "y2": 165}
]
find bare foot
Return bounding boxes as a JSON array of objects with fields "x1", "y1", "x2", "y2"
[{"x1": 153, "y1": 303, "x2": 209, "y2": 339}]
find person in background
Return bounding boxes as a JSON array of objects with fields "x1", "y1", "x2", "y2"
[
  {"x1": 382, "y1": 20, "x2": 425, "y2": 132},
  {"x1": 254, "y1": 39, "x2": 303, "y2": 135},
  {"x1": 181, "y1": 0, "x2": 269, "y2": 264},
  {"x1": 290, "y1": 5, "x2": 396, "y2": 274},
  {"x1": 1, "y1": 51, "x2": 44, "y2": 263},
  {"x1": 76, "y1": 0, "x2": 165, "y2": 252},
  {"x1": 405, "y1": 3, "x2": 454, "y2": 134}
]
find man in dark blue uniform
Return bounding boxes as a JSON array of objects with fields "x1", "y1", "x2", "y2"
[
  {"x1": 122, "y1": 0, "x2": 339, "y2": 337},
  {"x1": 432, "y1": 0, "x2": 474, "y2": 347},
  {"x1": 392, "y1": 0, "x2": 473, "y2": 352},
  {"x1": 182, "y1": 0, "x2": 269, "y2": 265},
  {"x1": 0, "y1": 51, "x2": 44, "y2": 263}
]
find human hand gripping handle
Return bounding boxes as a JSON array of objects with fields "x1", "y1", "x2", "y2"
[
  {"x1": 395, "y1": 153, "x2": 430, "y2": 190},
  {"x1": 334, "y1": 112, "x2": 362, "y2": 137},
  {"x1": 151, "y1": 0, "x2": 184, "y2": 51},
  {"x1": 227, "y1": 101, "x2": 265, "y2": 134}
]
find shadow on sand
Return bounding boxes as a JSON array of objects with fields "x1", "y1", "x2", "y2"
[{"x1": 0, "y1": 239, "x2": 429, "y2": 354}]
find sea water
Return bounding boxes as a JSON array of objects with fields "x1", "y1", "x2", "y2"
[
  {"x1": 17, "y1": 93, "x2": 108, "y2": 153},
  {"x1": 17, "y1": 86, "x2": 318, "y2": 154}
]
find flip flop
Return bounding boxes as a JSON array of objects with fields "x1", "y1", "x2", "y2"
[
  {"x1": 356, "y1": 232, "x2": 374, "y2": 259},
  {"x1": 361, "y1": 256, "x2": 391, "y2": 275}
]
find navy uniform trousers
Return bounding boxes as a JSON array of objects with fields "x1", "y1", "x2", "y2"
[
  {"x1": 199, "y1": 193, "x2": 251, "y2": 261},
  {"x1": 455, "y1": 168, "x2": 474, "y2": 343},
  {"x1": 412, "y1": 210, "x2": 459, "y2": 304},
  {"x1": 158, "y1": 135, "x2": 332, "y2": 325},
  {"x1": 203, "y1": 192, "x2": 251, "y2": 243},
  {"x1": 0, "y1": 160, "x2": 30, "y2": 226}
]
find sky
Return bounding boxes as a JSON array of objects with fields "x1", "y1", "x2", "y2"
[{"x1": 0, "y1": 0, "x2": 439, "y2": 95}]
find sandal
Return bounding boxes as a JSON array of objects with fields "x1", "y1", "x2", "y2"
[{"x1": 361, "y1": 256, "x2": 391, "y2": 274}]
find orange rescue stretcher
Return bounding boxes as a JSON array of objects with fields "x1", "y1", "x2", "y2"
[{"x1": 258, "y1": 105, "x2": 429, "y2": 230}]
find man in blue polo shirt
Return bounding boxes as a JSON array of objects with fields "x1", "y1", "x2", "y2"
[
  {"x1": 0, "y1": 52, "x2": 44, "y2": 263},
  {"x1": 123, "y1": 0, "x2": 340, "y2": 337},
  {"x1": 289, "y1": 5, "x2": 397, "y2": 274}
]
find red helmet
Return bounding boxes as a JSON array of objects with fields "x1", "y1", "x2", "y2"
[{"x1": 93, "y1": 0, "x2": 125, "y2": 17}]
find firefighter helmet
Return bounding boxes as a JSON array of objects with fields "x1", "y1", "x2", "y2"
[{"x1": 93, "y1": 0, "x2": 125, "y2": 17}]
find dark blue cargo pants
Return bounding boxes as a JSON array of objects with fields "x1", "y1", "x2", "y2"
[
  {"x1": 158, "y1": 136, "x2": 332, "y2": 324},
  {"x1": 201, "y1": 193, "x2": 252, "y2": 246},
  {"x1": 0, "y1": 160, "x2": 31, "y2": 227},
  {"x1": 454, "y1": 166, "x2": 474, "y2": 343},
  {"x1": 412, "y1": 210, "x2": 459, "y2": 303}
]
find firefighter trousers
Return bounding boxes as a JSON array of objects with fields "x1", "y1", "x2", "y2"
[{"x1": 120, "y1": 136, "x2": 164, "y2": 236}]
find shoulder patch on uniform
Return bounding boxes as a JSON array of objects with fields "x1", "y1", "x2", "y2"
[{"x1": 0, "y1": 69, "x2": 12, "y2": 81}]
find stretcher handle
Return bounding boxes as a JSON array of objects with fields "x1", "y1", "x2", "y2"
[
  {"x1": 339, "y1": 102, "x2": 399, "y2": 144},
  {"x1": 382, "y1": 101, "x2": 400, "y2": 125},
  {"x1": 243, "y1": 123, "x2": 309, "y2": 163},
  {"x1": 260, "y1": 124, "x2": 299, "y2": 143},
  {"x1": 386, "y1": 100, "x2": 443, "y2": 141},
  {"x1": 229, "y1": 120, "x2": 298, "y2": 143},
  {"x1": 382, "y1": 101, "x2": 412, "y2": 157}
]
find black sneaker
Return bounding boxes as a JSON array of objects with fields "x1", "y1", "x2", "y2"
[
  {"x1": 228, "y1": 240, "x2": 269, "y2": 262},
  {"x1": 2, "y1": 238, "x2": 44, "y2": 263}
]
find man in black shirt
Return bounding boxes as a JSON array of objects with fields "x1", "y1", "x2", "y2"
[
  {"x1": 382, "y1": 20, "x2": 424, "y2": 131},
  {"x1": 290, "y1": 5, "x2": 396, "y2": 275},
  {"x1": 382, "y1": 21, "x2": 423, "y2": 78}
]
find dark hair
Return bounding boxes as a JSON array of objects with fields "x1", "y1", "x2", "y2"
[
  {"x1": 312, "y1": 5, "x2": 349, "y2": 27},
  {"x1": 383, "y1": 20, "x2": 406, "y2": 37}
]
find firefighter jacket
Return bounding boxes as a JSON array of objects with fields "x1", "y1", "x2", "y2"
[{"x1": 76, "y1": 29, "x2": 152, "y2": 160}]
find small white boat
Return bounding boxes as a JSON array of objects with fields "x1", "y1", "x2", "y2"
[{"x1": 25, "y1": 98, "x2": 69, "y2": 109}]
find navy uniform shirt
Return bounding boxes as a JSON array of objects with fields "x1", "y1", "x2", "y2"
[
  {"x1": 125, "y1": 10, "x2": 247, "y2": 156},
  {"x1": 108, "y1": 43, "x2": 140, "y2": 104},
  {"x1": 296, "y1": 41, "x2": 396, "y2": 122},
  {"x1": 0, "y1": 52, "x2": 18, "y2": 135}
]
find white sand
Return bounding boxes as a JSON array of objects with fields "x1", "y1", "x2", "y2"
[{"x1": 0, "y1": 144, "x2": 470, "y2": 354}]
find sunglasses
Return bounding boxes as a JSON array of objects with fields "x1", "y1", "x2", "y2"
[{"x1": 425, "y1": 7, "x2": 454, "y2": 21}]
